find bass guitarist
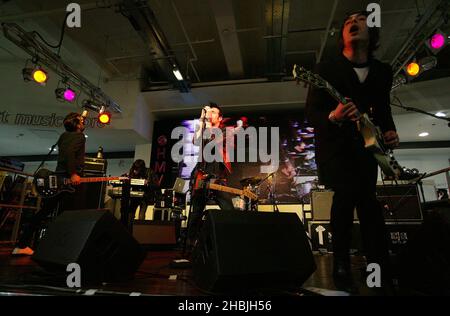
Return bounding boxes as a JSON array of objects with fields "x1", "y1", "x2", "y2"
[
  {"x1": 12, "y1": 112, "x2": 86, "y2": 255},
  {"x1": 305, "y1": 11, "x2": 399, "y2": 294}
]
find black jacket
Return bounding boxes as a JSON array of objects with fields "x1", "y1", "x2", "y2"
[
  {"x1": 55, "y1": 131, "x2": 86, "y2": 176},
  {"x1": 305, "y1": 55, "x2": 396, "y2": 186}
]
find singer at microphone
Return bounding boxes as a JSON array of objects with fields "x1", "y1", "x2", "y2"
[{"x1": 187, "y1": 102, "x2": 235, "y2": 254}]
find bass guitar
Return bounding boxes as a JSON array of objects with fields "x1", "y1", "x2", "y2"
[
  {"x1": 33, "y1": 168, "x2": 128, "y2": 198},
  {"x1": 292, "y1": 64, "x2": 403, "y2": 179}
]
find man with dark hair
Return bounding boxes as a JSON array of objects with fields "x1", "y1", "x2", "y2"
[
  {"x1": 306, "y1": 11, "x2": 399, "y2": 294},
  {"x1": 186, "y1": 103, "x2": 235, "y2": 252},
  {"x1": 12, "y1": 112, "x2": 86, "y2": 255}
]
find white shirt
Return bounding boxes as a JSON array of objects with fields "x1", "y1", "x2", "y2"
[{"x1": 353, "y1": 66, "x2": 369, "y2": 83}]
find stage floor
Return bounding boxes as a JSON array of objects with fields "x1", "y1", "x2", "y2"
[{"x1": 0, "y1": 245, "x2": 399, "y2": 296}]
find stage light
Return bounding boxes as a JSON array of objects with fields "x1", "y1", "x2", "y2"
[
  {"x1": 430, "y1": 33, "x2": 445, "y2": 49},
  {"x1": 55, "y1": 87, "x2": 76, "y2": 102},
  {"x1": 82, "y1": 99, "x2": 102, "y2": 112},
  {"x1": 426, "y1": 30, "x2": 447, "y2": 54},
  {"x1": 22, "y1": 67, "x2": 48, "y2": 85},
  {"x1": 418, "y1": 132, "x2": 429, "y2": 137},
  {"x1": 406, "y1": 62, "x2": 420, "y2": 77},
  {"x1": 98, "y1": 111, "x2": 111, "y2": 124},
  {"x1": 404, "y1": 56, "x2": 437, "y2": 80},
  {"x1": 172, "y1": 67, "x2": 183, "y2": 81}
]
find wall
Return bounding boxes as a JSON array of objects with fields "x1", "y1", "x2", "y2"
[{"x1": 390, "y1": 148, "x2": 450, "y2": 201}]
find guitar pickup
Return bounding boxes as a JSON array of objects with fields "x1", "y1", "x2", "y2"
[{"x1": 49, "y1": 175, "x2": 57, "y2": 189}]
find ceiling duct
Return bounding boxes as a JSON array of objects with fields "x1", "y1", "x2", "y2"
[{"x1": 120, "y1": 0, "x2": 190, "y2": 92}]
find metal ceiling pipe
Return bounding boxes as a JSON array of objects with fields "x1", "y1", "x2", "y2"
[
  {"x1": 265, "y1": 0, "x2": 291, "y2": 79},
  {"x1": 170, "y1": 0, "x2": 200, "y2": 82}
]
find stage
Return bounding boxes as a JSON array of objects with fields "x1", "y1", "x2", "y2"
[{"x1": 0, "y1": 245, "x2": 404, "y2": 297}]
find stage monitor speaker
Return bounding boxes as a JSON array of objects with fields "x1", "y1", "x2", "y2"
[
  {"x1": 32, "y1": 210, "x2": 145, "y2": 284},
  {"x1": 397, "y1": 200, "x2": 450, "y2": 295},
  {"x1": 192, "y1": 210, "x2": 316, "y2": 293}
]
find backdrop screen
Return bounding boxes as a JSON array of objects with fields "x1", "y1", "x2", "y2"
[{"x1": 150, "y1": 110, "x2": 318, "y2": 204}]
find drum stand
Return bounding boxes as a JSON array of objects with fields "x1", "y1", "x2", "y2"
[{"x1": 254, "y1": 172, "x2": 279, "y2": 213}]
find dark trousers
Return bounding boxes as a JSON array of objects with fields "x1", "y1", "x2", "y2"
[
  {"x1": 330, "y1": 187, "x2": 390, "y2": 269},
  {"x1": 120, "y1": 198, "x2": 148, "y2": 233},
  {"x1": 186, "y1": 189, "x2": 234, "y2": 244},
  {"x1": 321, "y1": 145, "x2": 391, "y2": 274},
  {"x1": 17, "y1": 184, "x2": 87, "y2": 248}
]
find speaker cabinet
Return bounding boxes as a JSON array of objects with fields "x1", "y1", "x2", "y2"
[
  {"x1": 376, "y1": 184, "x2": 422, "y2": 221},
  {"x1": 192, "y1": 210, "x2": 316, "y2": 293},
  {"x1": 397, "y1": 200, "x2": 450, "y2": 295},
  {"x1": 84, "y1": 182, "x2": 106, "y2": 209},
  {"x1": 133, "y1": 220, "x2": 176, "y2": 245},
  {"x1": 311, "y1": 185, "x2": 422, "y2": 221},
  {"x1": 32, "y1": 210, "x2": 145, "y2": 284},
  {"x1": 311, "y1": 191, "x2": 357, "y2": 220}
]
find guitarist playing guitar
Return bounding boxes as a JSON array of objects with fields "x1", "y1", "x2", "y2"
[
  {"x1": 305, "y1": 11, "x2": 398, "y2": 295},
  {"x1": 186, "y1": 103, "x2": 240, "y2": 254},
  {"x1": 13, "y1": 112, "x2": 87, "y2": 256}
]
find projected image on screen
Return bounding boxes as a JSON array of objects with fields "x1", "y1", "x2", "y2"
[{"x1": 151, "y1": 111, "x2": 318, "y2": 204}]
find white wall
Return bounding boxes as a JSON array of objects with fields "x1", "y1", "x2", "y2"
[{"x1": 390, "y1": 148, "x2": 450, "y2": 201}]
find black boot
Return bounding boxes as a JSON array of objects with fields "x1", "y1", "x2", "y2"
[{"x1": 333, "y1": 257, "x2": 358, "y2": 294}]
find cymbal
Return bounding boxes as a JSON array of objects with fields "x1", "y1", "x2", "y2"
[{"x1": 240, "y1": 176, "x2": 262, "y2": 185}]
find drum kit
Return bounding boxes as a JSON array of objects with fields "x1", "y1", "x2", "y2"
[{"x1": 233, "y1": 173, "x2": 279, "y2": 211}]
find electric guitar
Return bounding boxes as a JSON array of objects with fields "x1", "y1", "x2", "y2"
[
  {"x1": 192, "y1": 170, "x2": 258, "y2": 201},
  {"x1": 292, "y1": 64, "x2": 403, "y2": 179},
  {"x1": 33, "y1": 168, "x2": 128, "y2": 198}
]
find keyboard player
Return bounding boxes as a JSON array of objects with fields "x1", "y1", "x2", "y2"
[{"x1": 119, "y1": 159, "x2": 161, "y2": 231}]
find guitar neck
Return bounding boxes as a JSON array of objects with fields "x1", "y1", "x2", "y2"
[
  {"x1": 326, "y1": 84, "x2": 347, "y2": 105},
  {"x1": 80, "y1": 177, "x2": 120, "y2": 183},
  {"x1": 208, "y1": 183, "x2": 243, "y2": 196}
]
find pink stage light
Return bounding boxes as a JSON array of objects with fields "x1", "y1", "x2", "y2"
[
  {"x1": 430, "y1": 33, "x2": 445, "y2": 50},
  {"x1": 63, "y1": 88, "x2": 76, "y2": 102}
]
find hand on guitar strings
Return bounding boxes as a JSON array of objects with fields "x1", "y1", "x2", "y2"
[
  {"x1": 70, "y1": 173, "x2": 82, "y2": 185},
  {"x1": 383, "y1": 130, "x2": 400, "y2": 149},
  {"x1": 334, "y1": 98, "x2": 361, "y2": 122}
]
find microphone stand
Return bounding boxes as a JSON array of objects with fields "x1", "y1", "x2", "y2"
[{"x1": 257, "y1": 172, "x2": 279, "y2": 213}]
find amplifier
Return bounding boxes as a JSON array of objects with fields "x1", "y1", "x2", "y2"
[
  {"x1": 377, "y1": 184, "x2": 422, "y2": 221},
  {"x1": 84, "y1": 157, "x2": 107, "y2": 175},
  {"x1": 0, "y1": 157, "x2": 24, "y2": 172},
  {"x1": 310, "y1": 185, "x2": 422, "y2": 221},
  {"x1": 311, "y1": 190, "x2": 357, "y2": 220}
]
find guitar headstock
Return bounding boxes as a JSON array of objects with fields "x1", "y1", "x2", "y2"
[{"x1": 292, "y1": 64, "x2": 329, "y2": 90}]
